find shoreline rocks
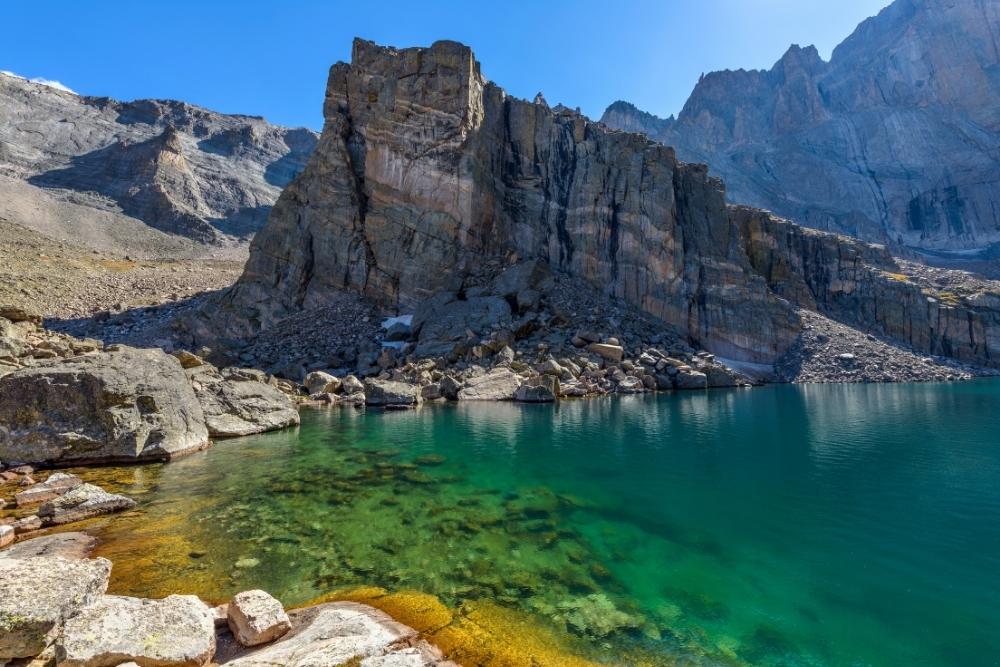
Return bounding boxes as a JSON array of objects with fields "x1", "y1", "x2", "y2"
[{"x1": 226, "y1": 590, "x2": 291, "y2": 647}]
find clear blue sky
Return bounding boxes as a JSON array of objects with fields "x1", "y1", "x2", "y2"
[{"x1": 2, "y1": 0, "x2": 889, "y2": 129}]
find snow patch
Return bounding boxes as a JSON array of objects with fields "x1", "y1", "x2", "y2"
[
  {"x1": 381, "y1": 314, "x2": 413, "y2": 329},
  {"x1": 1, "y1": 70, "x2": 76, "y2": 94}
]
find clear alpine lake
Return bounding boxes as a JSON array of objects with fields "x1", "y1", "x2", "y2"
[{"x1": 70, "y1": 381, "x2": 1000, "y2": 666}]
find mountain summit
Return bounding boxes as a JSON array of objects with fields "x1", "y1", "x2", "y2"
[{"x1": 601, "y1": 0, "x2": 1000, "y2": 255}]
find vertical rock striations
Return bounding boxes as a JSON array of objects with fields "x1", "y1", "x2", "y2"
[
  {"x1": 214, "y1": 39, "x2": 800, "y2": 364},
  {"x1": 602, "y1": 0, "x2": 1000, "y2": 254}
]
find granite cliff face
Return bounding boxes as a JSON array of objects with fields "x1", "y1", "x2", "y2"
[
  {"x1": 0, "y1": 72, "x2": 317, "y2": 250},
  {"x1": 212, "y1": 39, "x2": 799, "y2": 364},
  {"x1": 602, "y1": 0, "x2": 1000, "y2": 255}
]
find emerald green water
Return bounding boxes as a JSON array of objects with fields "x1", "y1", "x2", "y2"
[{"x1": 83, "y1": 381, "x2": 1000, "y2": 666}]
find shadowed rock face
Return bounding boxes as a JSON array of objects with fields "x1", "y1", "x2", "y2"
[
  {"x1": 602, "y1": 0, "x2": 1000, "y2": 254},
  {"x1": 214, "y1": 39, "x2": 800, "y2": 364},
  {"x1": 0, "y1": 72, "x2": 317, "y2": 246}
]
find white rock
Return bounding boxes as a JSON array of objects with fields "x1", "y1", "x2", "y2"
[
  {"x1": 59, "y1": 594, "x2": 215, "y2": 667},
  {"x1": 227, "y1": 590, "x2": 291, "y2": 647}
]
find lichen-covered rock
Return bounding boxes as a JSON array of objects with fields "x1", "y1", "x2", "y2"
[
  {"x1": 457, "y1": 368, "x2": 522, "y2": 401},
  {"x1": 0, "y1": 346, "x2": 208, "y2": 465},
  {"x1": 37, "y1": 483, "x2": 136, "y2": 526},
  {"x1": 0, "y1": 555, "x2": 111, "y2": 660},
  {"x1": 58, "y1": 594, "x2": 215, "y2": 667},
  {"x1": 227, "y1": 590, "x2": 291, "y2": 647},
  {"x1": 186, "y1": 365, "x2": 299, "y2": 437}
]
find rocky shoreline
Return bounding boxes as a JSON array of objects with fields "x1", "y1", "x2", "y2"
[{"x1": 1, "y1": 532, "x2": 456, "y2": 667}]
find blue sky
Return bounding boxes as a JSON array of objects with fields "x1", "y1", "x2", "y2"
[{"x1": 2, "y1": 0, "x2": 889, "y2": 129}]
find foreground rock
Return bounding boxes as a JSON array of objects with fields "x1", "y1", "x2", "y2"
[
  {"x1": 37, "y1": 483, "x2": 136, "y2": 526},
  {"x1": 0, "y1": 532, "x2": 97, "y2": 560},
  {"x1": 59, "y1": 594, "x2": 216, "y2": 667},
  {"x1": 221, "y1": 601, "x2": 448, "y2": 667},
  {"x1": 0, "y1": 555, "x2": 111, "y2": 660},
  {"x1": 0, "y1": 346, "x2": 209, "y2": 465},
  {"x1": 227, "y1": 590, "x2": 291, "y2": 647},
  {"x1": 186, "y1": 365, "x2": 300, "y2": 437}
]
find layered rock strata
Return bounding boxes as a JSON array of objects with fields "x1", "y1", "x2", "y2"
[{"x1": 207, "y1": 38, "x2": 799, "y2": 365}]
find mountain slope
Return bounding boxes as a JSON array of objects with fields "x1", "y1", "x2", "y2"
[
  {"x1": 601, "y1": 0, "x2": 1000, "y2": 255},
  {"x1": 0, "y1": 72, "x2": 317, "y2": 254}
]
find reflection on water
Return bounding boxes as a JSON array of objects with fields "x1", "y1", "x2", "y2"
[{"x1": 66, "y1": 381, "x2": 1000, "y2": 667}]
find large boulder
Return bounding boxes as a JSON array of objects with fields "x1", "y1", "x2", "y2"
[
  {"x1": 412, "y1": 295, "x2": 512, "y2": 358},
  {"x1": 227, "y1": 590, "x2": 291, "y2": 647},
  {"x1": 457, "y1": 368, "x2": 522, "y2": 401},
  {"x1": 186, "y1": 366, "x2": 299, "y2": 438},
  {"x1": 59, "y1": 594, "x2": 216, "y2": 667},
  {"x1": 0, "y1": 532, "x2": 97, "y2": 561},
  {"x1": 303, "y1": 371, "x2": 340, "y2": 395},
  {"x1": 222, "y1": 602, "x2": 441, "y2": 667},
  {"x1": 0, "y1": 347, "x2": 209, "y2": 465},
  {"x1": 0, "y1": 555, "x2": 111, "y2": 660},
  {"x1": 37, "y1": 483, "x2": 136, "y2": 526},
  {"x1": 363, "y1": 379, "x2": 422, "y2": 408}
]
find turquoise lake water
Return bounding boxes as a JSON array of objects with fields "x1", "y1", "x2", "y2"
[{"x1": 85, "y1": 381, "x2": 1000, "y2": 666}]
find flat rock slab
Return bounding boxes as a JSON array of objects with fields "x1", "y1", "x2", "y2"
[
  {"x1": 0, "y1": 346, "x2": 209, "y2": 465},
  {"x1": 227, "y1": 590, "x2": 291, "y2": 647},
  {"x1": 15, "y1": 472, "x2": 82, "y2": 506},
  {"x1": 457, "y1": 368, "x2": 522, "y2": 401},
  {"x1": 38, "y1": 483, "x2": 136, "y2": 526},
  {"x1": 0, "y1": 555, "x2": 111, "y2": 660},
  {"x1": 59, "y1": 594, "x2": 216, "y2": 667},
  {"x1": 218, "y1": 602, "x2": 449, "y2": 667},
  {"x1": 0, "y1": 531, "x2": 97, "y2": 560}
]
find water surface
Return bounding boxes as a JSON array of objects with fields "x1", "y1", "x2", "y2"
[{"x1": 76, "y1": 381, "x2": 1000, "y2": 666}]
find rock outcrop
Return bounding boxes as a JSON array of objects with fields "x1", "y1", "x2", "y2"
[
  {"x1": 200, "y1": 38, "x2": 799, "y2": 365},
  {"x1": 0, "y1": 71, "x2": 317, "y2": 251},
  {"x1": 186, "y1": 365, "x2": 300, "y2": 437},
  {"x1": 0, "y1": 346, "x2": 209, "y2": 465},
  {"x1": 601, "y1": 0, "x2": 1000, "y2": 256}
]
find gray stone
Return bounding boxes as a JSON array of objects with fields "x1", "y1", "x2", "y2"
[
  {"x1": 37, "y1": 483, "x2": 136, "y2": 526},
  {"x1": 0, "y1": 532, "x2": 97, "y2": 560},
  {"x1": 587, "y1": 343, "x2": 624, "y2": 363},
  {"x1": 363, "y1": 380, "x2": 421, "y2": 407},
  {"x1": 15, "y1": 472, "x2": 82, "y2": 507},
  {"x1": 457, "y1": 368, "x2": 522, "y2": 401},
  {"x1": 0, "y1": 347, "x2": 208, "y2": 465},
  {"x1": 187, "y1": 366, "x2": 299, "y2": 438},
  {"x1": 340, "y1": 374, "x2": 365, "y2": 394},
  {"x1": 675, "y1": 370, "x2": 708, "y2": 390},
  {"x1": 59, "y1": 594, "x2": 216, "y2": 667},
  {"x1": 0, "y1": 555, "x2": 111, "y2": 660},
  {"x1": 303, "y1": 371, "x2": 340, "y2": 395},
  {"x1": 514, "y1": 383, "x2": 556, "y2": 403},
  {"x1": 227, "y1": 590, "x2": 291, "y2": 647}
]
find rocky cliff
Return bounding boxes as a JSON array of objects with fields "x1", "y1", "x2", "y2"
[
  {"x1": 602, "y1": 0, "x2": 1000, "y2": 255},
  {"x1": 195, "y1": 38, "x2": 1000, "y2": 373},
  {"x1": 208, "y1": 39, "x2": 799, "y2": 364},
  {"x1": 0, "y1": 72, "x2": 317, "y2": 251}
]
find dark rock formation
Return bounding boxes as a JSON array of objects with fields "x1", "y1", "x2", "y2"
[
  {"x1": 0, "y1": 71, "x2": 317, "y2": 248},
  {"x1": 204, "y1": 39, "x2": 800, "y2": 365},
  {"x1": 602, "y1": 0, "x2": 1000, "y2": 255}
]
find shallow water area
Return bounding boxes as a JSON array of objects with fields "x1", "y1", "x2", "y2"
[{"x1": 54, "y1": 381, "x2": 1000, "y2": 666}]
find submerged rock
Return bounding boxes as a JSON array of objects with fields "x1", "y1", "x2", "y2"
[
  {"x1": 14, "y1": 472, "x2": 82, "y2": 507},
  {"x1": 0, "y1": 346, "x2": 209, "y2": 465},
  {"x1": 59, "y1": 594, "x2": 216, "y2": 667},
  {"x1": 0, "y1": 555, "x2": 111, "y2": 660},
  {"x1": 0, "y1": 532, "x2": 97, "y2": 560}
]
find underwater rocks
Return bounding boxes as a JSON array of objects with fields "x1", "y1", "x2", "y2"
[
  {"x1": 60, "y1": 594, "x2": 217, "y2": 667},
  {"x1": 0, "y1": 345, "x2": 209, "y2": 465},
  {"x1": 14, "y1": 472, "x2": 82, "y2": 507}
]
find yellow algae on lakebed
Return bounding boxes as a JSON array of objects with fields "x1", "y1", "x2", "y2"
[{"x1": 301, "y1": 587, "x2": 606, "y2": 667}]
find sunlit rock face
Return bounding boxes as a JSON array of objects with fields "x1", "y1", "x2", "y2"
[
  {"x1": 603, "y1": 0, "x2": 1000, "y2": 254},
  {"x1": 216, "y1": 39, "x2": 800, "y2": 364}
]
